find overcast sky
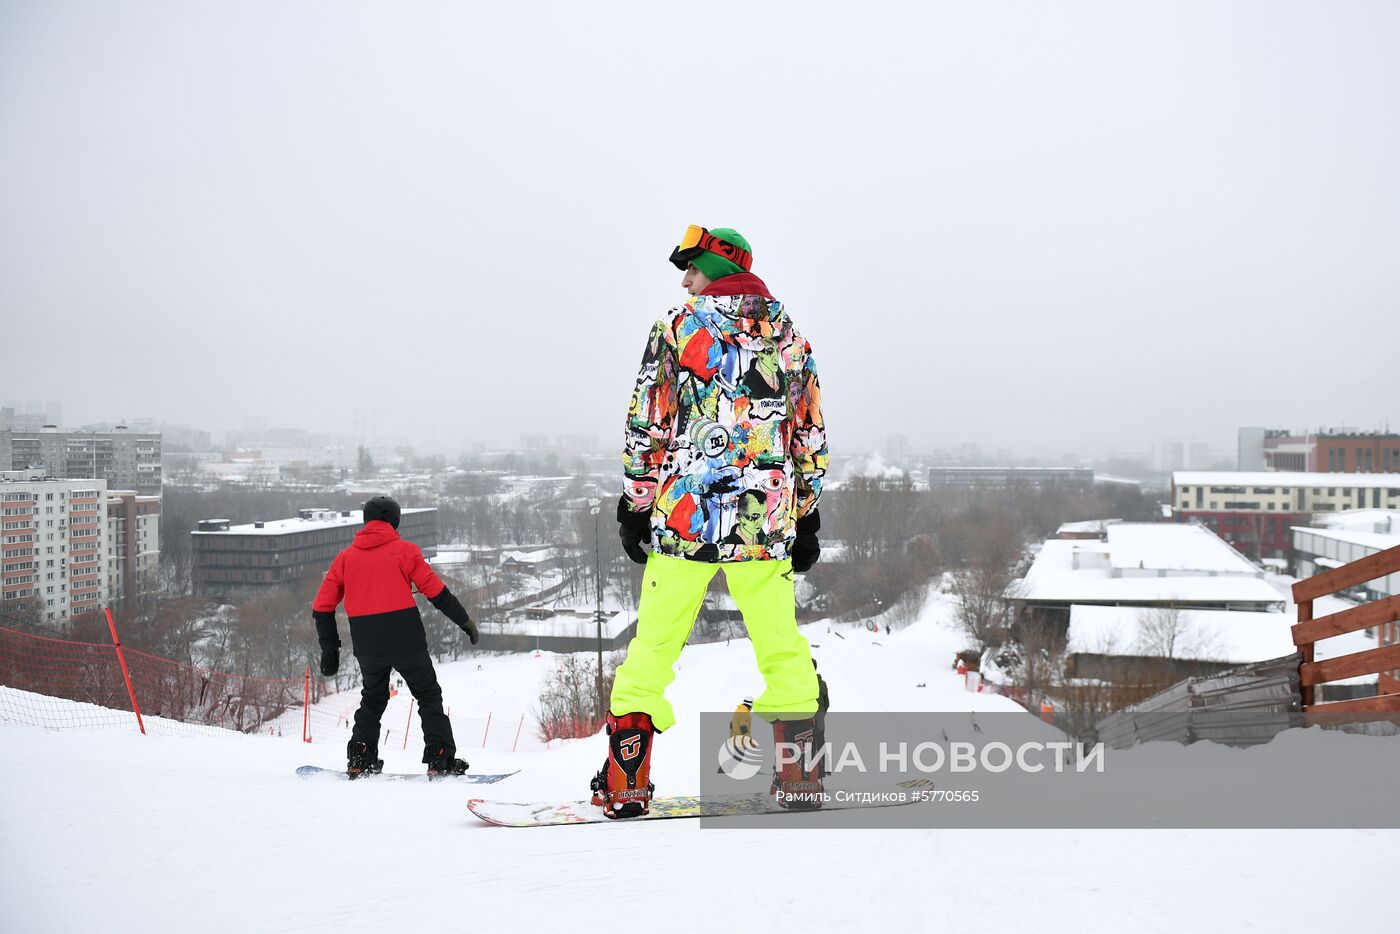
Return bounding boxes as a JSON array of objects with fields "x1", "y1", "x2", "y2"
[{"x1": 2, "y1": 1, "x2": 1397, "y2": 458}]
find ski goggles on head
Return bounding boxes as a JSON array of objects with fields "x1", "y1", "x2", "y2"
[{"x1": 668, "y1": 225, "x2": 753, "y2": 272}]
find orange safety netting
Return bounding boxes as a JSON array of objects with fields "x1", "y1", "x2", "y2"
[
  {"x1": 0, "y1": 623, "x2": 547, "y2": 752},
  {"x1": 0, "y1": 624, "x2": 322, "y2": 737}
]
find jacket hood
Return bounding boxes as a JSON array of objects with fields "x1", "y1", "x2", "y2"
[
  {"x1": 354, "y1": 520, "x2": 402, "y2": 550},
  {"x1": 700, "y1": 272, "x2": 772, "y2": 300},
  {"x1": 689, "y1": 274, "x2": 788, "y2": 352}
]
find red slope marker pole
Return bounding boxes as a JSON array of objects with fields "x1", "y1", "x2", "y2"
[
  {"x1": 512, "y1": 714, "x2": 524, "y2": 753},
  {"x1": 302, "y1": 665, "x2": 311, "y2": 743},
  {"x1": 104, "y1": 607, "x2": 145, "y2": 735},
  {"x1": 481, "y1": 711, "x2": 492, "y2": 748},
  {"x1": 402, "y1": 698, "x2": 415, "y2": 750}
]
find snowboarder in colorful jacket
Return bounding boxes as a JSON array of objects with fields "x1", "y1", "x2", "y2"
[
  {"x1": 312, "y1": 495, "x2": 479, "y2": 777},
  {"x1": 591, "y1": 226, "x2": 829, "y2": 818}
]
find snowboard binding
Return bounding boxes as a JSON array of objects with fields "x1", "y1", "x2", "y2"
[
  {"x1": 590, "y1": 711, "x2": 655, "y2": 819},
  {"x1": 346, "y1": 741, "x2": 384, "y2": 780},
  {"x1": 425, "y1": 746, "x2": 469, "y2": 778}
]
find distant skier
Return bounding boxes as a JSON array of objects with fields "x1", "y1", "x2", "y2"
[
  {"x1": 312, "y1": 495, "x2": 479, "y2": 777},
  {"x1": 594, "y1": 225, "x2": 829, "y2": 818}
]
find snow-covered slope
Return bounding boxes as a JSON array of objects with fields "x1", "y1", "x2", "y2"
[{"x1": 3, "y1": 594, "x2": 1396, "y2": 933}]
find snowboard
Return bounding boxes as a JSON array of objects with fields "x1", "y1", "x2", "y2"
[
  {"x1": 296, "y1": 765, "x2": 519, "y2": 784},
  {"x1": 467, "y1": 790, "x2": 921, "y2": 827}
]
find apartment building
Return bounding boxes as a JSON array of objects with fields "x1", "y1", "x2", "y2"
[
  {"x1": 0, "y1": 426, "x2": 162, "y2": 496},
  {"x1": 106, "y1": 490, "x2": 161, "y2": 601},
  {"x1": 1, "y1": 470, "x2": 111, "y2": 623}
]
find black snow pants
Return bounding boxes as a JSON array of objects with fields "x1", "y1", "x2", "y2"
[{"x1": 347, "y1": 612, "x2": 455, "y2": 762}]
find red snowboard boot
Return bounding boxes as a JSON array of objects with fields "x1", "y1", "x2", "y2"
[
  {"x1": 589, "y1": 711, "x2": 655, "y2": 819},
  {"x1": 770, "y1": 717, "x2": 824, "y2": 810}
]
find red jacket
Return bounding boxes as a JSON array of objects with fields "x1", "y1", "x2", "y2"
[{"x1": 313, "y1": 521, "x2": 445, "y2": 618}]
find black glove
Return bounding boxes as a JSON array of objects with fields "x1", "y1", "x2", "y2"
[
  {"x1": 791, "y1": 510, "x2": 821, "y2": 573},
  {"x1": 617, "y1": 495, "x2": 651, "y2": 566},
  {"x1": 456, "y1": 614, "x2": 480, "y2": 645},
  {"x1": 430, "y1": 586, "x2": 479, "y2": 645},
  {"x1": 313, "y1": 611, "x2": 340, "y2": 677}
]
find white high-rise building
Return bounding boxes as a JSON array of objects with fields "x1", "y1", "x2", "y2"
[{"x1": 1, "y1": 470, "x2": 111, "y2": 623}]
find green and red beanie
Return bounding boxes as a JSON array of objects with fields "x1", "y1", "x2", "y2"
[{"x1": 690, "y1": 227, "x2": 751, "y2": 281}]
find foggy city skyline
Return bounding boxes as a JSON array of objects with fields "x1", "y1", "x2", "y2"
[{"x1": 3, "y1": 2, "x2": 1397, "y2": 457}]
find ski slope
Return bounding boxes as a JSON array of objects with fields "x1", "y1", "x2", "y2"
[{"x1": 3, "y1": 594, "x2": 1397, "y2": 933}]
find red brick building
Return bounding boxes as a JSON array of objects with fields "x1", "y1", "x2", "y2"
[
  {"x1": 1316, "y1": 434, "x2": 1400, "y2": 474},
  {"x1": 1245, "y1": 429, "x2": 1400, "y2": 473}
]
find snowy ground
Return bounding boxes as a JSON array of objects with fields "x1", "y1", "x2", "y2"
[{"x1": 4, "y1": 594, "x2": 1397, "y2": 933}]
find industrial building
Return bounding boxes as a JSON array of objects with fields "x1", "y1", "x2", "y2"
[{"x1": 190, "y1": 507, "x2": 437, "y2": 596}]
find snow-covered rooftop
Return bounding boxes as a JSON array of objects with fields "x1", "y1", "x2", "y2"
[
  {"x1": 1018, "y1": 571, "x2": 1285, "y2": 605},
  {"x1": 1056, "y1": 518, "x2": 1120, "y2": 535},
  {"x1": 1173, "y1": 471, "x2": 1400, "y2": 489},
  {"x1": 191, "y1": 508, "x2": 434, "y2": 536},
  {"x1": 501, "y1": 547, "x2": 562, "y2": 565},
  {"x1": 1016, "y1": 530, "x2": 1284, "y2": 606},
  {"x1": 1290, "y1": 525, "x2": 1400, "y2": 552},
  {"x1": 1104, "y1": 522, "x2": 1258, "y2": 574},
  {"x1": 478, "y1": 610, "x2": 631, "y2": 640},
  {"x1": 1315, "y1": 508, "x2": 1400, "y2": 535}
]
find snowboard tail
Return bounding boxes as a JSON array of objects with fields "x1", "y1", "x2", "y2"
[{"x1": 296, "y1": 765, "x2": 518, "y2": 784}]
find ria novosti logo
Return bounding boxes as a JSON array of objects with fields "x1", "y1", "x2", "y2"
[
  {"x1": 717, "y1": 733, "x2": 1107, "y2": 781},
  {"x1": 715, "y1": 735, "x2": 763, "y2": 780}
]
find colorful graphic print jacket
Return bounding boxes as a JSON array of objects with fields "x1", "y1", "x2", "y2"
[{"x1": 622, "y1": 273, "x2": 827, "y2": 562}]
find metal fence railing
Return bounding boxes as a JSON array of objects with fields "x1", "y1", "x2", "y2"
[{"x1": 1095, "y1": 653, "x2": 1304, "y2": 749}]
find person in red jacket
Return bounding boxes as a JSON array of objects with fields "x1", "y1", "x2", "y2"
[{"x1": 312, "y1": 495, "x2": 479, "y2": 777}]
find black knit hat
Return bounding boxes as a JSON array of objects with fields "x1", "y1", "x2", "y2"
[{"x1": 363, "y1": 495, "x2": 400, "y2": 529}]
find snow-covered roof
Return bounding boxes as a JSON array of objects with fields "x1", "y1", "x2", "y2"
[
  {"x1": 1173, "y1": 471, "x2": 1400, "y2": 489},
  {"x1": 1016, "y1": 536, "x2": 1284, "y2": 606},
  {"x1": 191, "y1": 508, "x2": 433, "y2": 536},
  {"x1": 1056, "y1": 519, "x2": 1120, "y2": 535},
  {"x1": 1315, "y1": 508, "x2": 1400, "y2": 534},
  {"x1": 1067, "y1": 605, "x2": 1295, "y2": 663},
  {"x1": 1290, "y1": 525, "x2": 1400, "y2": 552},
  {"x1": 1104, "y1": 523, "x2": 1258, "y2": 574},
  {"x1": 1018, "y1": 572, "x2": 1285, "y2": 605},
  {"x1": 501, "y1": 547, "x2": 561, "y2": 564},
  {"x1": 478, "y1": 610, "x2": 631, "y2": 640}
]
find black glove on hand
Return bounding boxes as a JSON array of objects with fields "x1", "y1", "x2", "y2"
[
  {"x1": 430, "y1": 586, "x2": 480, "y2": 645},
  {"x1": 456, "y1": 614, "x2": 480, "y2": 645},
  {"x1": 313, "y1": 611, "x2": 340, "y2": 676},
  {"x1": 791, "y1": 510, "x2": 821, "y2": 573},
  {"x1": 617, "y1": 495, "x2": 652, "y2": 566}
]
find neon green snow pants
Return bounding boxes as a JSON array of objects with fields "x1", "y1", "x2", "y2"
[{"x1": 610, "y1": 553, "x2": 819, "y2": 732}]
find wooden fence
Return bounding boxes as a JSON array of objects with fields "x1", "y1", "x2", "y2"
[{"x1": 1292, "y1": 542, "x2": 1400, "y2": 726}]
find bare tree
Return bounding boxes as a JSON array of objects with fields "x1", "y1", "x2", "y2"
[
  {"x1": 953, "y1": 566, "x2": 1018, "y2": 651},
  {"x1": 1137, "y1": 606, "x2": 1221, "y2": 661},
  {"x1": 534, "y1": 652, "x2": 622, "y2": 742}
]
